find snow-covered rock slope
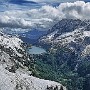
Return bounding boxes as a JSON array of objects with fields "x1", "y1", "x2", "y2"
[
  {"x1": 0, "y1": 33, "x2": 24, "y2": 57},
  {"x1": 0, "y1": 66, "x2": 66, "y2": 90},
  {"x1": 0, "y1": 32, "x2": 66, "y2": 90},
  {"x1": 40, "y1": 19, "x2": 90, "y2": 45}
]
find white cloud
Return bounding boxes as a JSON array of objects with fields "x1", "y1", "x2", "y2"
[
  {"x1": 0, "y1": 5, "x2": 61, "y2": 29},
  {"x1": 58, "y1": 1, "x2": 90, "y2": 19},
  {"x1": 0, "y1": 1, "x2": 90, "y2": 31}
]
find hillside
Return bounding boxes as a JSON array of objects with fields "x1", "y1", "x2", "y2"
[{"x1": 36, "y1": 19, "x2": 90, "y2": 90}]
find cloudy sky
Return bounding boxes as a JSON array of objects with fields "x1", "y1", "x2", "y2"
[
  {"x1": 0, "y1": 0, "x2": 90, "y2": 32},
  {"x1": 25, "y1": 0, "x2": 78, "y2": 3}
]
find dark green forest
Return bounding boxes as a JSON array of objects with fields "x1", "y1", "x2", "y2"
[{"x1": 32, "y1": 46, "x2": 90, "y2": 90}]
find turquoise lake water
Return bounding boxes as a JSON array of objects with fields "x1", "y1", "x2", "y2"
[{"x1": 28, "y1": 46, "x2": 46, "y2": 54}]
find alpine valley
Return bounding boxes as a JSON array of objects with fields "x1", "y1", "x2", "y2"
[{"x1": 0, "y1": 31, "x2": 66, "y2": 90}]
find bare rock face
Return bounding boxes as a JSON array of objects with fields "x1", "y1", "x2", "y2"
[{"x1": 0, "y1": 32, "x2": 67, "y2": 90}]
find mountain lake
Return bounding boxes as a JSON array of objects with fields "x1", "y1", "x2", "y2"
[{"x1": 27, "y1": 46, "x2": 46, "y2": 55}]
